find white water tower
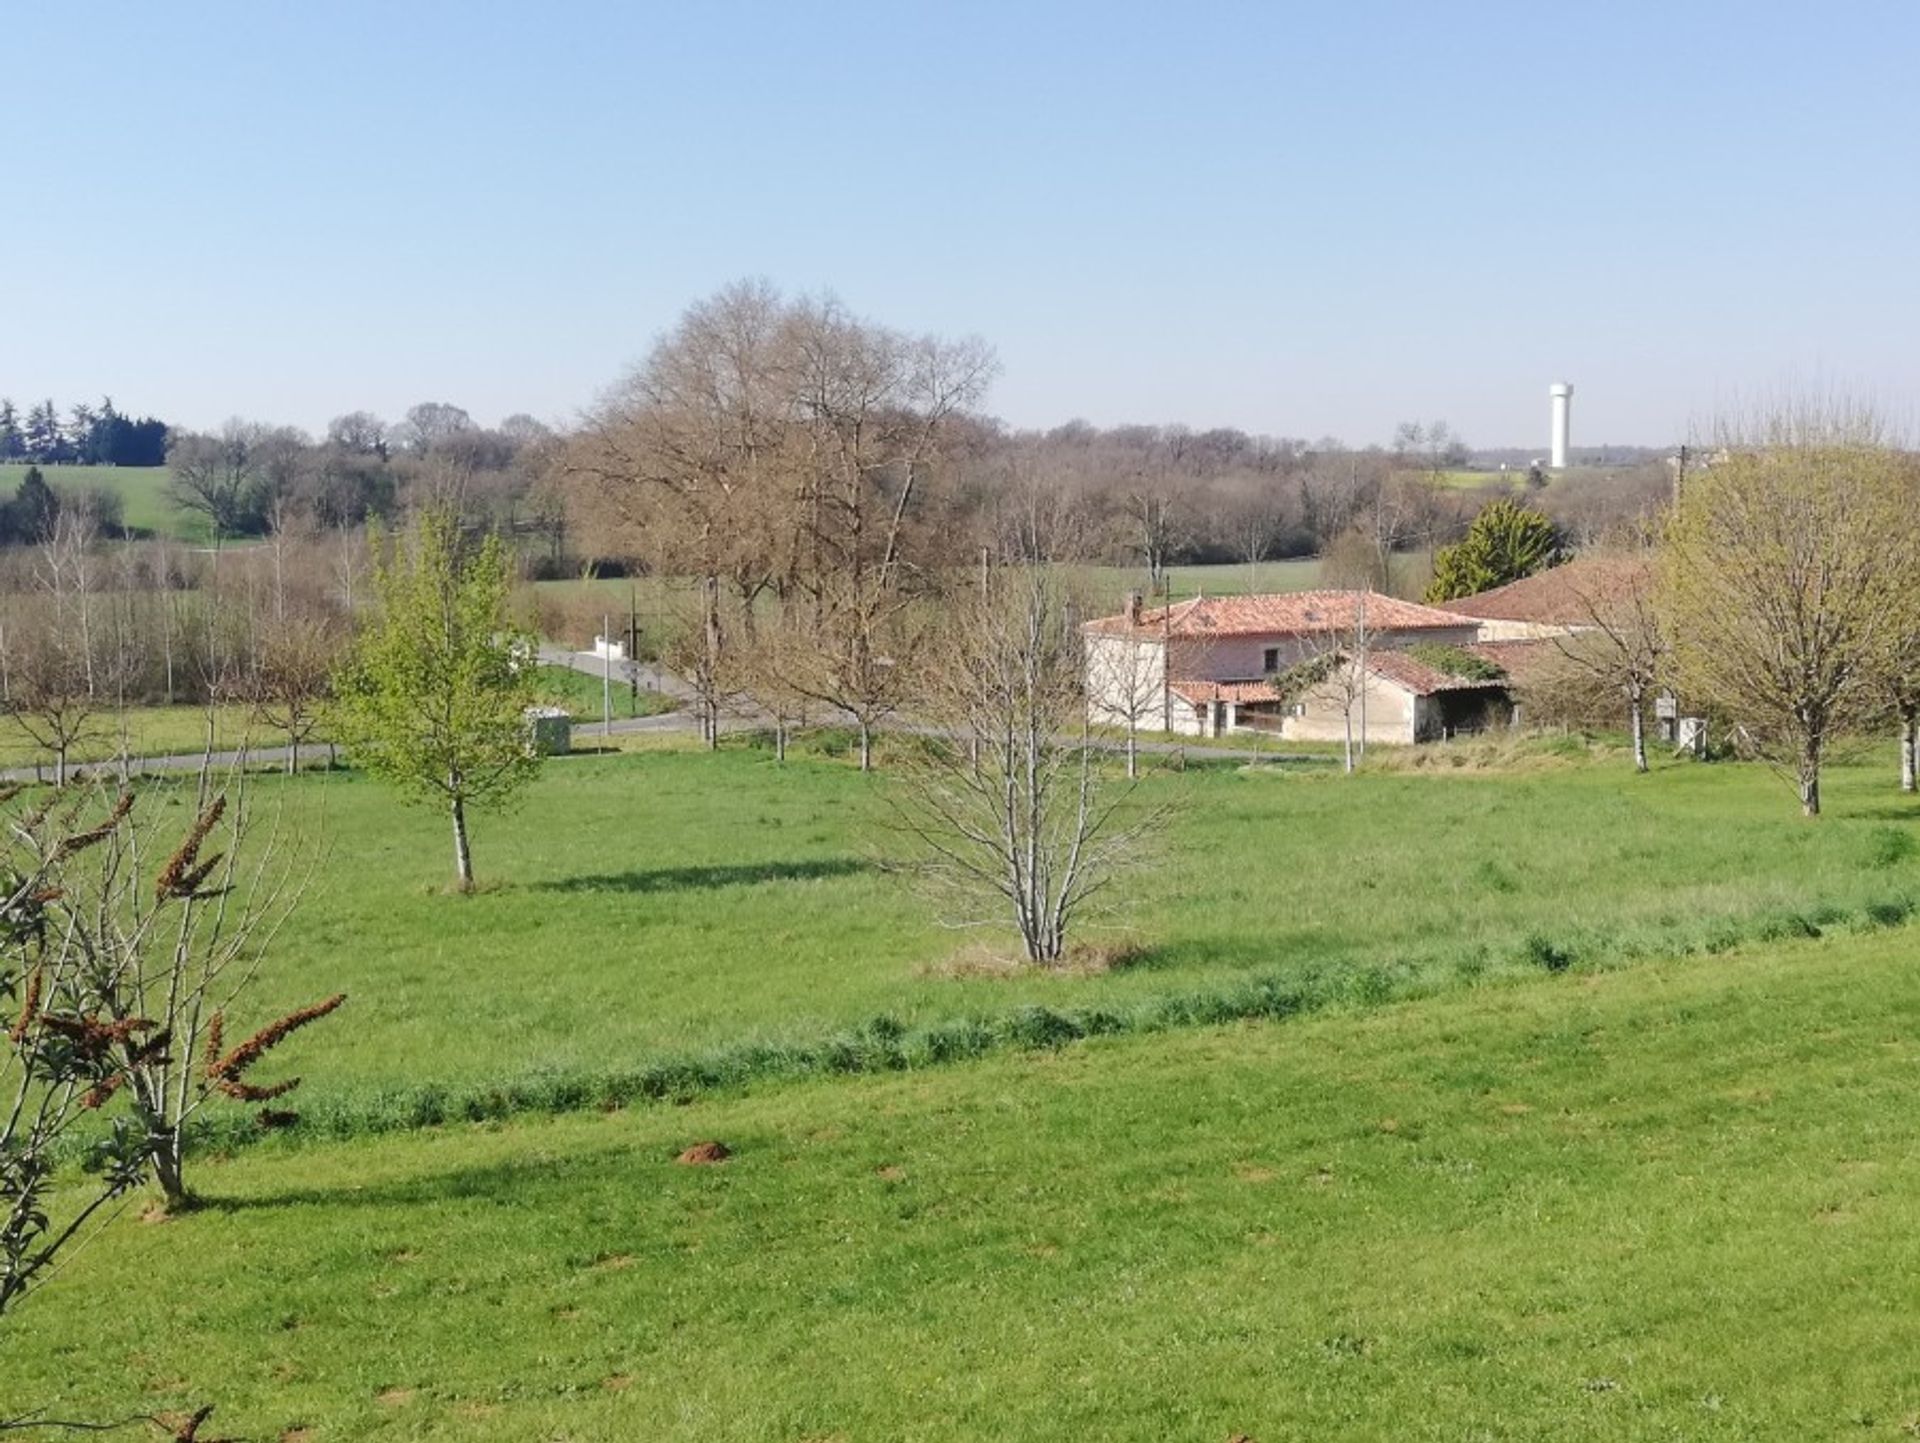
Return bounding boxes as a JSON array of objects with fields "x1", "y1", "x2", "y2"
[{"x1": 1549, "y1": 382, "x2": 1573, "y2": 470}]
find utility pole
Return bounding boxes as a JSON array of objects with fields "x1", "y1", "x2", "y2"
[
  {"x1": 1161, "y1": 599, "x2": 1172, "y2": 734},
  {"x1": 1356, "y1": 590, "x2": 1370, "y2": 763},
  {"x1": 628, "y1": 587, "x2": 639, "y2": 705},
  {"x1": 602, "y1": 612, "x2": 613, "y2": 738},
  {"x1": 1673, "y1": 444, "x2": 1689, "y2": 507}
]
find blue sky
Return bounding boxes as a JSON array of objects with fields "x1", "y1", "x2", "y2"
[{"x1": 7, "y1": 2, "x2": 1917, "y2": 448}]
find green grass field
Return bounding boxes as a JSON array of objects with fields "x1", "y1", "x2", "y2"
[
  {"x1": 117, "y1": 736, "x2": 1920, "y2": 1135},
  {"x1": 0, "y1": 463, "x2": 201, "y2": 541},
  {"x1": 11, "y1": 922, "x2": 1920, "y2": 1439},
  {"x1": 13, "y1": 737, "x2": 1920, "y2": 1436}
]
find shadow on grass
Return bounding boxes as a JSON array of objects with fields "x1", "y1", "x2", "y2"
[
  {"x1": 1839, "y1": 804, "x2": 1920, "y2": 822},
  {"x1": 195, "y1": 1150, "x2": 626, "y2": 1214},
  {"x1": 533, "y1": 858, "x2": 872, "y2": 895}
]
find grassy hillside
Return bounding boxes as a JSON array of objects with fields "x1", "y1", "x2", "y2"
[
  {"x1": 108, "y1": 738, "x2": 1920, "y2": 1136},
  {"x1": 11, "y1": 924, "x2": 1920, "y2": 1439},
  {"x1": 0, "y1": 462, "x2": 200, "y2": 540}
]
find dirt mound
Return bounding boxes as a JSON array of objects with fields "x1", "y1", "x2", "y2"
[{"x1": 675, "y1": 1140, "x2": 732, "y2": 1165}]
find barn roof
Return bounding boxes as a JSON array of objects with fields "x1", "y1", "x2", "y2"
[
  {"x1": 1437, "y1": 556, "x2": 1653, "y2": 626},
  {"x1": 1086, "y1": 590, "x2": 1473, "y2": 641},
  {"x1": 1165, "y1": 678, "x2": 1286, "y2": 706}
]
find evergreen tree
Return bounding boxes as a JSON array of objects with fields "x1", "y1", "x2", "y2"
[
  {"x1": 22, "y1": 400, "x2": 62, "y2": 463},
  {"x1": 1424, "y1": 498, "x2": 1566, "y2": 603},
  {"x1": 66, "y1": 401, "x2": 97, "y2": 464},
  {"x1": 10, "y1": 466, "x2": 60, "y2": 541},
  {"x1": 0, "y1": 400, "x2": 20, "y2": 461}
]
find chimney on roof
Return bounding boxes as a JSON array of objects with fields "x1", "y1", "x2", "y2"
[{"x1": 1126, "y1": 591, "x2": 1143, "y2": 625}]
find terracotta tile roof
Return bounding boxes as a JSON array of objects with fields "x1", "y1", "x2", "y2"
[
  {"x1": 1465, "y1": 638, "x2": 1557, "y2": 682},
  {"x1": 1086, "y1": 590, "x2": 1473, "y2": 640},
  {"x1": 1362, "y1": 650, "x2": 1509, "y2": 697},
  {"x1": 1165, "y1": 678, "x2": 1285, "y2": 706},
  {"x1": 1437, "y1": 556, "x2": 1653, "y2": 626}
]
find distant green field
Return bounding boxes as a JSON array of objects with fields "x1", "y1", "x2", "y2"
[
  {"x1": 0, "y1": 702, "x2": 298, "y2": 771},
  {"x1": 0, "y1": 666, "x2": 666, "y2": 772},
  {"x1": 14, "y1": 918, "x2": 1920, "y2": 1439},
  {"x1": 532, "y1": 662, "x2": 676, "y2": 722},
  {"x1": 86, "y1": 736, "x2": 1920, "y2": 1132},
  {"x1": 1432, "y1": 466, "x2": 1514, "y2": 489},
  {"x1": 0, "y1": 462, "x2": 202, "y2": 540}
]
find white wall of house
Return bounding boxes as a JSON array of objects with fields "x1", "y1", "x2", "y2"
[
  {"x1": 1170, "y1": 625, "x2": 1482, "y2": 683},
  {"x1": 1279, "y1": 669, "x2": 1418, "y2": 745},
  {"x1": 1084, "y1": 621, "x2": 1489, "y2": 743},
  {"x1": 1085, "y1": 633, "x2": 1170, "y2": 729}
]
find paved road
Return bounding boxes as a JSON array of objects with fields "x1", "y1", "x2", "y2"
[
  {"x1": 0, "y1": 650, "x2": 1322, "y2": 782},
  {"x1": 536, "y1": 645, "x2": 1326, "y2": 766}
]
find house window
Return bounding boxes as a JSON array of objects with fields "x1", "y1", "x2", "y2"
[{"x1": 1262, "y1": 646, "x2": 1281, "y2": 673}]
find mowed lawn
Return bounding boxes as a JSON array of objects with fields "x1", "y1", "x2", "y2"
[
  {"x1": 193, "y1": 739, "x2": 1920, "y2": 1122},
  {"x1": 12, "y1": 925, "x2": 1920, "y2": 1439}
]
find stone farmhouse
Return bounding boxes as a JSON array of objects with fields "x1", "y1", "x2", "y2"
[
  {"x1": 1082, "y1": 558, "x2": 1658, "y2": 745},
  {"x1": 1083, "y1": 590, "x2": 1512, "y2": 743}
]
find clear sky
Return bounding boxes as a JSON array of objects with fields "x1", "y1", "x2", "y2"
[{"x1": 8, "y1": 1, "x2": 1917, "y2": 449}]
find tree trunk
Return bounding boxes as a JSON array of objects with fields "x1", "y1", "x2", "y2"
[
  {"x1": 1902, "y1": 710, "x2": 1917, "y2": 794},
  {"x1": 858, "y1": 720, "x2": 873, "y2": 773},
  {"x1": 1629, "y1": 694, "x2": 1647, "y2": 773},
  {"x1": 1799, "y1": 748, "x2": 1822, "y2": 818},
  {"x1": 451, "y1": 793, "x2": 474, "y2": 891},
  {"x1": 775, "y1": 719, "x2": 787, "y2": 765},
  {"x1": 286, "y1": 737, "x2": 299, "y2": 777},
  {"x1": 1342, "y1": 712, "x2": 1354, "y2": 774},
  {"x1": 1125, "y1": 723, "x2": 1137, "y2": 780},
  {"x1": 150, "y1": 1126, "x2": 192, "y2": 1211}
]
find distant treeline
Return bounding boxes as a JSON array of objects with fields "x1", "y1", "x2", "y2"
[
  {"x1": 0, "y1": 375, "x2": 1674, "y2": 585},
  {"x1": 0, "y1": 397, "x2": 169, "y2": 467}
]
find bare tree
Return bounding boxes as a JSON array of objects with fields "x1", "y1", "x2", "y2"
[
  {"x1": 892, "y1": 570, "x2": 1160, "y2": 964},
  {"x1": 244, "y1": 614, "x2": 340, "y2": 774},
  {"x1": 3, "y1": 510, "x2": 106, "y2": 784},
  {"x1": 1274, "y1": 593, "x2": 1374, "y2": 773},
  {"x1": 781, "y1": 295, "x2": 996, "y2": 770},
  {"x1": 778, "y1": 575, "x2": 926, "y2": 771},
  {"x1": 167, "y1": 421, "x2": 264, "y2": 538},
  {"x1": 566, "y1": 282, "x2": 796, "y2": 749},
  {"x1": 1084, "y1": 608, "x2": 1163, "y2": 779},
  {"x1": 1222, "y1": 480, "x2": 1280, "y2": 594},
  {"x1": 1121, "y1": 449, "x2": 1189, "y2": 597},
  {"x1": 1549, "y1": 555, "x2": 1665, "y2": 772},
  {"x1": 736, "y1": 592, "x2": 816, "y2": 763}
]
